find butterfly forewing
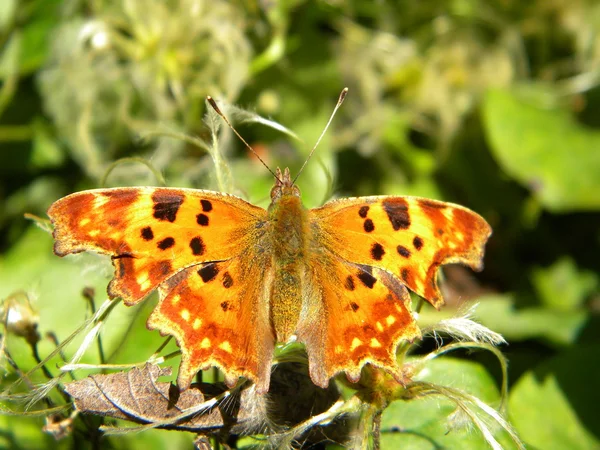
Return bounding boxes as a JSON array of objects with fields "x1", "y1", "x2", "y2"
[
  {"x1": 48, "y1": 187, "x2": 266, "y2": 305},
  {"x1": 311, "y1": 196, "x2": 492, "y2": 309}
]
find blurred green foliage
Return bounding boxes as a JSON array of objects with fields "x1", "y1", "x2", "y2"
[{"x1": 1, "y1": 0, "x2": 599, "y2": 448}]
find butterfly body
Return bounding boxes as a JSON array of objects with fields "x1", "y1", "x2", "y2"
[
  {"x1": 48, "y1": 167, "x2": 491, "y2": 393},
  {"x1": 267, "y1": 169, "x2": 308, "y2": 341}
]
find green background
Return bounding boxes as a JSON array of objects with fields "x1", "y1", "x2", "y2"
[{"x1": 1, "y1": 0, "x2": 599, "y2": 448}]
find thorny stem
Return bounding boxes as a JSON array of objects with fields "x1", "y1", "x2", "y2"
[
  {"x1": 46, "y1": 332, "x2": 69, "y2": 363},
  {"x1": 139, "y1": 129, "x2": 211, "y2": 153},
  {"x1": 62, "y1": 350, "x2": 182, "y2": 373},
  {"x1": 373, "y1": 410, "x2": 382, "y2": 450},
  {"x1": 4, "y1": 346, "x2": 57, "y2": 411},
  {"x1": 152, "y1": 336, "x2": 173, "y2": 356},
  {"x1": 46, "y1": 332, "x2": 76, "y2": 382},
  {"x1": 3, "y1": 348, "x2": 33, "y2": 389},
  {"x1": 31, "y1": 342, "x2": 56, "y2": 382},
  {"x1": 414, "y1": 297, "x2": 425, "y2": 314},
  {"x1": 100, "y1": 156, "x2": 167, "y2": 188},
  {"x1": 82, "y1": 289, "x2": 106, "y2": 368},
  {"x1": 30, "y1": 341, "x2": 72, "y2": 405},
  {"x1": 7, "y1": 298, "x2": 120, "y2": 396},
  {"x1": 207, "y1": 96, "x2": 278, "y2": 183},
  {"x1": 420, "y1": 341, "x2": 510, "y2": 414},
  {"x1": 404, "y1": 381, "x2": 525, "y2": 450},
  {"x1": 269, "y1": 398, "x2": 355, "y2": 448},
  {"x1": 77, "y1": 101, "x2": 103, "y2": 180},
  {"x1": 105, "y1": 299, "x2": 154, "y2": 364},
  {"x1": 353, "y1": 402, "x2": 382, "y2": 450}
]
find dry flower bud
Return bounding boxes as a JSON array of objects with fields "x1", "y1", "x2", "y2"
[{"x1": 3, "y1": 291, "x2": 40, "y2": 346}]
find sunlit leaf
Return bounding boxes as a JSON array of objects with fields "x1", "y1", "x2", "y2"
[
  {"x1": 381, "y1": 358, "x2": 515, "y2": 449},
  {"x1": 474, "y1": 294, "x2": 588, "y2": 346},
  {"x1": 509, "y1": 346, "x2": 600, "y2": 450},
  {"x1": 483, "y1": 88, "x2": 600, "y2": 212}
]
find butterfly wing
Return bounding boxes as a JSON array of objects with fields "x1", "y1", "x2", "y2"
[
  {"x1": 49, "y1": 187, "x2": 266, "y2": 304},
  {"x1": 311, "y1": 196, "x2": 492, "y2": 308},
  {"x1": 48, "y1": 187, "x2": 274, "y2": 391},
  {"x1": 298, "y1": 255, "x2": 420, "y2": 387},
  {"x1": 149, "y1": 256, "x2": 274, "y2": 391},
  {"x1": 300, "y1": 195, "x2": 491, "y2": 386}
]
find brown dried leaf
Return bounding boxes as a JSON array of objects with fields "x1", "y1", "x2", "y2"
[{"x1": 64, "y1": 364, "x2": 258, "y2": 433}]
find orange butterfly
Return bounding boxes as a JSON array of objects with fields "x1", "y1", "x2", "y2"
[{"x1": 48, "y1": 95, "x2": 491, "y2": 394}]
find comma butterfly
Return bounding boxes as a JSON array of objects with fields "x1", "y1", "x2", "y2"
[{"x1": 48, "y1": 91, "x2": 491, "y2": 393}]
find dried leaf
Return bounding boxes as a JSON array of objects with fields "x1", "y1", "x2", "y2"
[
  {"x1": 64, "y1": 364, "x2": 257, "y2": 433},
  {"x1": 65, "y1": 362, "x2": 344, "y2": 445}
]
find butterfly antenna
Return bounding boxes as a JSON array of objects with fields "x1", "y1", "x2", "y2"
[
  {"x1": 292, "y1": 87, "x2": 348, "y2": 185},
  {"x1": 206, "y1": 96, "x2": 280, "y2": 182}
]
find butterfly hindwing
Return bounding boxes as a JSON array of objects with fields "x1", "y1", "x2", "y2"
[
  {"x1": 311, "y1": 196, "x2": 492, "y2": 308},
  {"x1": 149, "y1": 255, "x2": 274, "y2": 392},
  {"x1": 299, "y1": 254, "x2": 420, "y2": 387}
]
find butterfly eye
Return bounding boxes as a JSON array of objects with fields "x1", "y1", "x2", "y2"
[{"x1": 270, "y1": 184, "x2": 282, "y2": 201}]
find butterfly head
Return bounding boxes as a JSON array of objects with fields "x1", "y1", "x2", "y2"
[{"x1": 270, "y1": 167, "x2": 301, "y2": 201}]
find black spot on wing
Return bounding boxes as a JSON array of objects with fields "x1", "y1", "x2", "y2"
[
  {"x1": 357, "y1": 266, "x2": 376, "y2": 289},
  {"x1": 111, "y1": 252, "x2": 135, "y2": 260},
  {"x1": 141, "y1": 226, "x2": 154, "y2": 241},
  {"x1": 152, "y1": 191, "x2": 184, "y2": 222},
  {"x1": 157, "y1": 237, "x2": 175, "y2": 250},
  {"x1": 201, "y1": 199, "x2": 213, "y2": 212},
  {"x1": 363, "y1": 219, "x2": 375, "y2": 233},
  {"x1": 382, "y1": 198, "x2": 410, "y2": 230},
  {"x1": 190, "y1": 237, "x2": 205, "y2": 255},
  {"x1": 397, "y1": 245, "x2": 411, "y2": 258},
  {"x1": 222, "y1": 272, "x2": 233, "y2": 288},
  {"x1": 220, "y1": 301, "x2": 229, "y2": 311},
  {"x1": 196, "y1": 214, "x2": 209, "y2": 226},
  {"x1": 371, "y1": 243, "x2": 385, "y2": 261},
  {"x1": 358, "y1": 206, "x2": 369, "y2": 218},
  {"x1": 117, "y1": 259, "x2": 126, "y2": 278},
  {"x1": 413, "y1": 236, "x2": 423, "y2": 250},
  {"x1": 198, "y1": 263, "x2": 219, "y2": 283},
  {"x1": 111, "y1": 252, "x2": 134, "y2": 278},
  {"x1": 344, "y1": 275, "x2": 355, "y2": 291},
  {"x1": 350, "y1": 302, "x2": 360, "y2": 312}
]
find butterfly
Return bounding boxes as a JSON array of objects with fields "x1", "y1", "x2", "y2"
[{"x1": 48, "y1": 165, "x2": 491, "y2": 393}]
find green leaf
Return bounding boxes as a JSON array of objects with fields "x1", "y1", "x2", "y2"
[
  {"x1": 0, "y1": 226, "x2": 161, "y2": 371},
  {"x1": 474, "y1": 294, "x2": 588, "y2": 346},
  {"x1": 30, "y1": 120, "x2": 65, "y2": 169},
  {"x1": 381, "y1": 358, "x2": 515, "y2": 449},
  {"x1": 483, "y1": 88, "x2": 600, "y2": 212},
  {"x1": 509, "y1": 345, "x2": 600, "y2": 450},
  {"x1": 0, "y1": 414, "x2": 70, "y2": 450},
  {"x1": 0, "y1": 0, "x2": 16, "y2": 30},
  {"x1": 531, "y1": 257, "x2": 598, "y2": 311}
]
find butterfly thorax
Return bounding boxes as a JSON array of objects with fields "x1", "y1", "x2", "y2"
[{"x1": 267, "y1": 168, "x2": 309, "y2": 342}]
